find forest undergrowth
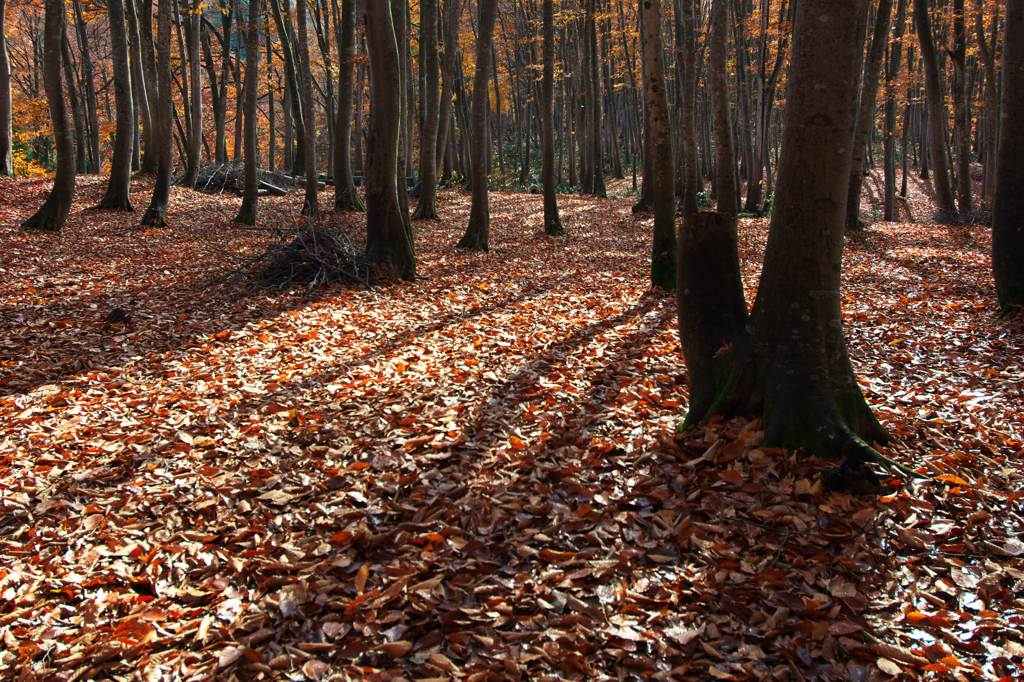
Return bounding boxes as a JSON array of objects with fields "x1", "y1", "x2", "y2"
[{"x1": 1, "y1": 174, "x2": 1022, "y2": 679}]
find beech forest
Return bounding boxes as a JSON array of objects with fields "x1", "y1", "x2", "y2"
[{"x1": 1, "y1": 0, "x2": 1023, "y2": 678}]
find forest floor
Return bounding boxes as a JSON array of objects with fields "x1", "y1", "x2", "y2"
[{"x1": 1, "y1": 173, "x2": 1022, "y2": 680}]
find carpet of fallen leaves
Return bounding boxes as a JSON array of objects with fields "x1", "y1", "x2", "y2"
[{"x1": 1, "y1": 174, "x2": 1022, "y2": 681}]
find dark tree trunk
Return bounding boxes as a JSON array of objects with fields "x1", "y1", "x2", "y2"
[
  {"x1": 98, "y1": 0, "x2": 135, "y2": 210},
  {"x1": 180, "y1": 2, "x2": 203, "y2": 187},
  {"x1": 138, "y1": 0, "x2": 160, "y2": 173},
  {"x1": 234, "y1": 0, "x2": 261, "y2": 224},
  {"x1": 413, "y1": 0, "x2": 441, "y2": 219},
  {"x1": 22, "y1": 0, "x2": 75, "y2": 230},
  {"x1": 951, "y1": 0, "x2": 972, "y2": 218},
  {"x1": 141, "y1": 0, "x2": 173, "y2": 227},
  {"x1": 295, "y1": 0, "x2": 318, "y2": 216},
  {"x1": 364, "y1": 0, "x2": 416, "y2": 279},
  {"x1": 124, "y1": 0, "x2": 148, "y2": 171},
  {"x1": 994, "y1": 0, "x2": 1024, "y2": 310},
  {"x1": 710, "y1": 0, "x2": 737, "y2": 216},
  {"x1": 71, "y1": 0, "x2": 100, "y2": 173},
  {"x1": 541, "y1": 0, "x2": 563, "y2": 236},
  {"x1": 975, "y1": 0, "x2": 999, "y2": 204},
  {"x1": 333, "y1": 0, "x2": 363, "y2": 211},
  {"x1": 884, "y1": 0, "x2": 907, "y2": 221},
  {"x1": 678, "y1": 0, "x2": 699, "y2": 219},
  {"x1": 640, "y1": 0, "x2": 676, "y2": 290},
  {"x1": 587, "y1": 0, "x2": 606, "y2": 197},
  {"x1": 914, "y1": 0, "x2": 957, "y2": 221},
  {"x1": 846, "y1": 0, "x2": 893, "y2": 229},
  {"x1": 680, "y1": 0, "x2": 893, "y2": 485},
  {"x1": 436, "y1": 0, "x2": 463, "y2": 183},
  {"x1": 457, "y1": 0, "x2": 499, "y2": 251},
  {"x1": 0, "y1": 0, "x2": 12, "y2": 176}
]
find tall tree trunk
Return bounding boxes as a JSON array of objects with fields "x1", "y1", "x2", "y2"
[
  {"x1": 710, "y1": 0, "x2": 737, "y2": 215},
  {"x1": 587, "y1": 0, "x2": 606, "y2": 197},
  {"x1": 22, "y1": 0, "x2": 75, "y2": 230},
  {"x1": 235, "y1": 0, "x2": 261, "y2": 224},
  {"x1": 679, "y1": 0, "x2": 699, "y2": 219},
  {"x1": 124, "y1": 0, "x2": 148, "y2": 171},
  {"x1": 413, "y1": 0, "x2": 441, "y2": 219},
  {"x1": 456, "y1": 0, "x2": 499, "y2": 251},
  {"x1": 138, "y1": 0, "x2": 160, "y2": 172},
  {"x1": 541, "y1": 0, "x2": 563, "y2": 235},
  {"x1": 680, "y1": 0, "x2": 893, "y2": 488},
  {"x1": 98, "y1": 0, "x2": 135, "y2": 210},
  {"x1": 436, "y1": 0, "x2": 463, "y2": 183},
  {"x1": 0, "y1": 0, "x2": 12, "y2": 176},
  {"x1": 61, "y1": 35, "x2": 87, "y2": 173},
  {"x1": 975, "y1": 0, "x2": 999, "y2": 204},
  {"x1": 994, "y1": 0, "x2": 1024, "y2": 310},
  {"x1": 333, "y1": 0, "x2": 362, "y2": 211},
  {"x1": 364, "y1": 0, "x2": 416, "y2": 279},
  {"x1": 846, "y1": 0, "x2": 893, "y2": 229},
  {"x1": 180, "y1": 2, "x2": 203, "y2": 186},
  {"x1": 295, "y1": 0, "x2": 318, "y2": 215},
  {"x1": 640, "y1": 0, "x2": 676, "y2": 290},
  {"x1": 914, "y1": 0, "x2": 957, "y2": 221},
  {"x1": 951, "y1": 0, "x2": 972, "y2": 218},
  {"x1": 884, "y1": 0, "x2": 907, "y2": 221},
  {"x1": 71, "y1": 0, "x2": 100, "y2": 172},
  {"x1": 141, "y1": 0, "x2": 173, "y2": 227}
]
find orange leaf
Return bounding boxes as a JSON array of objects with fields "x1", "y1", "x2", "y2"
[{"x1": 935, "y1": 474, "x2": 971, "y2": 486}]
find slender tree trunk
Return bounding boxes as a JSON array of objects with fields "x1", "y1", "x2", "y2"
[
  {"x1": 680, "y1": 0, "x2": 891, "y2": 487},
  {"x1": 542, "y1": 0, "x2": 563, "y2": 235},
  {"x1": 295, "y1": 0, "x2": 318, "y2": 215},
  {"x1": 587, "y1": 0, "x2": 606, "y2": 197},
  {"x1": 994, "y1": 0, "x2": 1024, "y2": 309},
  {"x1": 679, "y1": 0, "x2": 699, "y2": 219},
  {"x1": 62, "y1": 36, "x2": 87, "y2": 174},
  {"x1": 141, "y1": 0, "x2": 173, "y2": 227},
  {"x1": 975, "y1": 0, "x2": 999, "y2": 204},
  {"x1": 413, "y1": 0, "x2": 441, "y2": 219},
  {"x1": 333, "y1": 0, "x2": 362, "y2": 211},
  {"x1": 235, "y1": 0, "x2": 261, "y2": 224},
  {"x1": 436, "y1": 0, "x2": 463, "y2": 183},
  {"x1": 0, "y1": 0, "x2": 12, "y2": 176},
  {"x1": 884, "y1": 0, "x2": 907, "y2": 221},
  {"x1": 951, "y1": 0, "x2": 972, "y2": 218},
  {"x1": 180, "y1": 2, "x2": 203, "y2": 186},
  {"x1": 457, "y1": 0, "x2": 499, "y2": 251},
  {"x1": 846, "y1": 0, "x2": 893, "y2": 229},
  {"x1": 71, "y1": 0, "x2": 100, "y2": 172},
  {"x1": 914, "y1": 0, "x2": 957, "y2": 221},
  {"x1": 98, "y1": 0, "x2": 135, "y2": 210},
  {"x1": 710, "y1": 0, "x2": 737, "y2": 215},
  {"x1": 640, "y1": 0, "x2": 676, "y2": 289},
  {"x1": 364, "y1": 0, "x2": 416, "y2": 279},
  {"x1": 22, "y1": 0, "x2": 75, "y2": 230}
]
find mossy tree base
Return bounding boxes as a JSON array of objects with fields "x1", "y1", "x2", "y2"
[{"x1": 96, "y1": 193, "x2": 134, "y2": 212}]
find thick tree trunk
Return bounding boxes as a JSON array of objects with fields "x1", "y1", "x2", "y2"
[
  {"x1": 332, "y1": 0, "x2": 362, "y2": 211},
  {"x1": 234, "y1": 0, "x2": 260, "y2": 224},
  {"x1": 846, "y1": 0, "x2": 893, "y2": 229},
  {"x1": 295, "y1": 0, "x2": 318, "y2": 216},
  {"x1": 98, "y1": 0, "x2": 135, "y2": 211},
  {"x1": 541, "y1": 0, "x2": 563, "y2": 236},
  {"x1": 994, "y1": 0, "x2": 1024, "y2": 310},
  {"x1": 22, "y1": 0, "x2": 75, "y2": 230},
  {"x1": 680, "y1": 0, "x2": 891, "y2": 485},
  {"x1": 709, "y1": 0, "x2": 737, "y2": 216},
  {"x1": 914, "y1": 0, "x2": 957, "y2": 221},
  {"x1": 457, "y1": 0, "x2": 499, "y2": 251},
  {"x1": 364, "y1": 0, "x2": 416, "y2": 279},
  {"x1": 413, "y1": 0, "x2": 441, "y2": 219},
  {"x1": 0, "y1": 0, "x2": 13, "y2": 176},
  {"x1": 140, "y1": 0, "x2": 173, "y2": 227},
  {"x1": 640, "y1": 0, "x2": 676, "y2": 290}
]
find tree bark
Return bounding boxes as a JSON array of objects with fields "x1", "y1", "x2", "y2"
[
  {"x1": 295, "y1": 0, "x2": 319, "y2": 216},
  {"x1": 710, "y1": 0, "x2": 737, "y2": 216},
  {"x1": 333, "y1": 0, "x2": 362, "y2": 211},
  {"x1": 951, "y1": 0, "x2": 972, "y2": 218},
  {"x1": 678, "y1": 0, "x2": 699, "y2": 219},
  {"x1": 22, "y1": 0, "x2": 75, "y2": 230},
  {"x1": 640, "y1": 0, "x2": 676, "y2": 290},
  {"x1": 456, "y1": 0, "x2": 499, "y2": 251},
  {"x1": 0, "y1": 0, "x2": 12, "y2": 176},
  {"x1": 364, "y1": 0, "x2": 416, "y2": 279},
  {"x1": 180, "y1": 1, "x2": 203, "y2": 187},
  {"x1": 883, "y1": 0, "x2": 907, "y2": 221},
  {"x1": 994, "y1": 0, "x2": 1024, "y2": 310},
  {"x1": 234, "y1": 0, "x2": 261, "y2": 224},
  {"x1": 71, "y1": 0, "x2": 100, "y2": 173},
  {"x1": 913, "y1": 0, "x2": 957, "y2": 221},
  {"x1": 846, "y1": 0, "x2": 893, "y2": 229},
  {"x1": 541, "y1": 0, "x2": 563, "y2": 236},
  {"x1": 680, "y1": 0, "x2": 891, "y2": 485},
  {"x1": 436, "y1": 0, "x2": 463, "y2": 183},
  {"x1": 140, "y1": 0, "x2": 173, "y2": 227},
  {"x1": 98, "y1": 0, "x2": 135, "y2": 210},
  {"x1": 413, "y1": 0, "x2": 441, "y2": 219}
]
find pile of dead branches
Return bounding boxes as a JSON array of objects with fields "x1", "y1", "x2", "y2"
[
  {"x1": 248, "y1": 224, "x2": 370, "y2": 290},
  {"x1": 192, "y1": 163, "x2": 294, "y2": 196}
]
